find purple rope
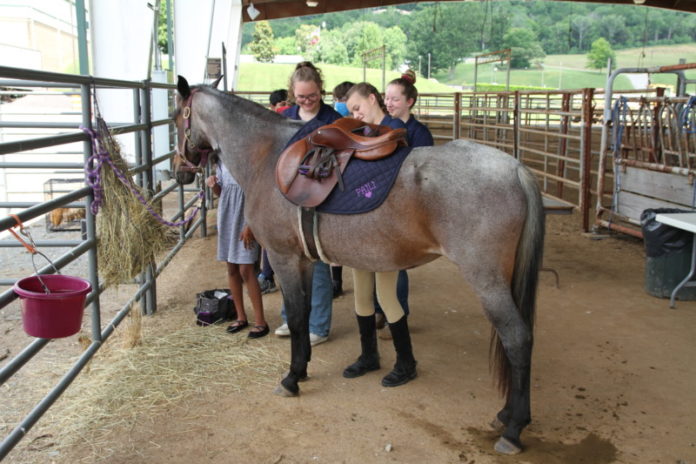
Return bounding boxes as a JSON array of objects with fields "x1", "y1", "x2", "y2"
[{"x1": 81, "y1": 126, "x2": 204, "y2": 227}]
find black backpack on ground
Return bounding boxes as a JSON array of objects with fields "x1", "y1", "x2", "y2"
[{"x1": 193, "y1": 289, "x2": 236, "y2": 326}]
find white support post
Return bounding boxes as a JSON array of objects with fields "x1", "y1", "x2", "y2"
[
  {"x1": 173, "y1": 0, "x2": 242, "y2": 88},
  {"x1": 225, "y1": 1, "x2": 243, "y2": 90},
  {"x1": 90, "y1": 0, "x2": 155, "y2": 161},
  {"x1": 173, "y1": 0, "x2": 214, "y2": 83}
]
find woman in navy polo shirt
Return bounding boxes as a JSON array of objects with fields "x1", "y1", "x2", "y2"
[
  {"x1": 282, "y1": 61, "x2": 342, "y2": 129},
  {"x1": 274, "y1": 61, "x2": 341, "y2": 347},
  {"x1": 342, "y1": 82, "x2": 417, "y2": 388},
  {"x1": 385, "y1": 70, "x2": 434, "y2": 148}
]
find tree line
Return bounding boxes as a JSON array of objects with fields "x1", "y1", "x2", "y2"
[{"x1": 242, "y1": 1, "x2": 695, "y2": 73}]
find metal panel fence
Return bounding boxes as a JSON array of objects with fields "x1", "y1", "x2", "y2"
[
  {"x1": 455, "y1": 89, "x2": 596, "y2": 230},
  {"x1": 0, "y1": 66, "x2": 206, "y2": 460},
  {"x1": 596, "y1": 93, "x2": 696, "y2": 237},
  {"x1": 417, "y1": 89, "x2": 662, "y2": 232},
  {"x1": 237, "y1": 88, "x2": 680, "y2": 235}
]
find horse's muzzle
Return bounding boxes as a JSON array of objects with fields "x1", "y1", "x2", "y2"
[{"x1": 175, "y1": 169, "x2": 196, "y2": 185}]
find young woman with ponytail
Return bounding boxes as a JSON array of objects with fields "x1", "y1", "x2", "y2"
[{"x1": 385, "y1": 70, "x2": 434, "y2": 148}]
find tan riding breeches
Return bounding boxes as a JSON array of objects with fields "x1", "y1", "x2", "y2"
[{"x1": 351, "y1": 269, "x2": 404, "y2": 324}]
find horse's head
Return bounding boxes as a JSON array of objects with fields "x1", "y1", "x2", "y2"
[{"x1": 172, "y1": 75, "x2": 221, "y2": 185}]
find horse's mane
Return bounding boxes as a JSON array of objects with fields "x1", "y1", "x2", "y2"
[{"x1": 197, "y1": 85, "x2": 290, "y2": 125}]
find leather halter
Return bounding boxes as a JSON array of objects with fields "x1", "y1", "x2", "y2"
[{"x1": 176, "y1": 89, "x2": 214, "y2": 173}]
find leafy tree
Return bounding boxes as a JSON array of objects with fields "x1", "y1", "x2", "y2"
[
  {"x1": 157, "y1": 1, "x2": 169, "y2": 54},
  {"x1": 249, "y1": 21, "x2": 275, "y2": 63},
  {"x1": 595, "y1": 14, "x2": 628, "y2": 45},
  {"x1": 587, "y1": 38, "x2": 616, "y2": 71},
  {"x1": 570, "y1": 15, "x2": 593, "y2": 51},
  {"x1": 405, "y1": 4, "x2": 483, "y2": 74},
  {"x1": 274, "y1": 36, "x2": 298, "y2": 55},
  {"x1": 238, "y1": 2, "x2": 696, "y2": 66},
  {"x1": 383, "y1": 26, "x2": 407, "y2": 70},
  {"x1": 316, "y1": 29, "x2": 349, "y2": 65},
  {"x1": 342, "y1": 21, "x2": 384, "y2": 67},
  {"x1": 540, "y1": 21, "x2": 571, "y2": 55},
  {"x1": 486, "y1": 6, "x2": 511, "y2": 52},
  {"x1": 295, "y1": 24, "x2": 321, "y2": 60},
  {"x1": 502, "y1": 28, "x2": 545, "y2": 69}
]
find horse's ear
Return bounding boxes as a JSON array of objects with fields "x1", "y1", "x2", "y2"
[
  {"x1": 177, "y1": 75, "x2": 191, "y2": 99},
  {"x1": 211, "y1": 75, "x2": 224, "y2": 89}
]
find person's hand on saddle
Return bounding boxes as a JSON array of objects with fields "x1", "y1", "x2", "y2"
[{"x1": 240, "y1": 225, "x2": 256, "y2": 249}]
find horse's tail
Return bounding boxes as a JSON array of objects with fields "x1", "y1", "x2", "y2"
[{"x1": 491, "y1": 164, "x2": 545, "y2": 397}]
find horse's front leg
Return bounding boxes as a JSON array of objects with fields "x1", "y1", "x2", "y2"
[{"x1": 270, "y1": 253, "x2": 314, "y2": 397}]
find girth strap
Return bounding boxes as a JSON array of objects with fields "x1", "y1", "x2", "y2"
[
  {"x1": 297, "y1": 207, "x2": 330, "y2": 263},
  {"x1": 298, "y1": 207, "x2": 320, "y2": 261}
]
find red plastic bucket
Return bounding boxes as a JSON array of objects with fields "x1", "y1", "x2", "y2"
[{"x1": 13, "y1": 275, "x2": 91, "y2": 338}]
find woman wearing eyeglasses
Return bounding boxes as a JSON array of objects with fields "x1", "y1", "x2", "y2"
[
  {"x1": 274, "y1": 62, "x2": 341, "y2": 346},
  {"x1": 282, "y1": 61, "x2": 342, "y2": 126}
]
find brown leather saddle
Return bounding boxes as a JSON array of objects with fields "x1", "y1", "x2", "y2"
[{"x1": 276, "y1": 118, "x2": 407, "y2": 208}]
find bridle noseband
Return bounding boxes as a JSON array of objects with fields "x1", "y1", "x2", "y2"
[{"x1": 176, "y1": 89, "x2": 214, "y2": 173}]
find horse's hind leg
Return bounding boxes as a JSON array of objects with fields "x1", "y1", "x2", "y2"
[
  {"x1": 270, "y1": 255, "x2": 314, "y2": 397},
  {"x1": 478, "y1": 286, "x2": 533, "y2": 455}
]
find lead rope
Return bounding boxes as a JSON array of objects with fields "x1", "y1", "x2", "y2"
[
  {"x1": 610, "y1": 96, "x2": 630, "y2": 218},
  {"x1": 81, "y1": 121, "x2": 205, "y2": 227}
]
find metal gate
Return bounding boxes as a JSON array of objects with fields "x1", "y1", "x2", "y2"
[{"x1": 0, "y1": 65, "x2": 207, "y2": 460}]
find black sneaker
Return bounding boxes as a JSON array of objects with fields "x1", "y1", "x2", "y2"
[{"x1": 259, "y1": 277, "x2": 277, "y2": 294}]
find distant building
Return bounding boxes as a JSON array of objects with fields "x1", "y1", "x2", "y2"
[{"x1": 0, "y1": 0, "x2": 78, "y2": 72}]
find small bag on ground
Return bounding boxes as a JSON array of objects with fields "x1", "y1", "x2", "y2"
[{"x1": 194, "y1": 289, "x2": 236, "y2": 326}]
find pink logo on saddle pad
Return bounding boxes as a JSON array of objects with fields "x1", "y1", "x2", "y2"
[{"x1": 355, "y1": 181, "x2": 377, "y2": 199}]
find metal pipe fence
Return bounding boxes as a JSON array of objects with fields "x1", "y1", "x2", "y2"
[
  {"x1": 0, "y1": 65, "x2": 207, "y2": 460},
  {"x1": 596, "y1": 94, "x2": 696, "y2": 236}
]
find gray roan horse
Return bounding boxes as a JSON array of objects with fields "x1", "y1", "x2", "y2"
[{"x1": 173, "y1": 76, "x2": 544, "y2": 455}]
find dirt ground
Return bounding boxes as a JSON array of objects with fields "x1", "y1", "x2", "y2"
[{"x1": 3, "y1": 212, "x2": 696, "y2": 464}]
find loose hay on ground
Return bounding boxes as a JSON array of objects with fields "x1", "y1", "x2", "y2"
[{"x1": 40, "y1": 325, "x2": 288, "y2": 462}]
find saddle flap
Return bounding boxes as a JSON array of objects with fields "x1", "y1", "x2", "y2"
[
  {"x1": 275, "y1": 119, "x2": 408, "y2": 208},
  {"x1": 284, "y1": 150, "x2": 352, "y2": 208},
  {"x1": 276, "y1": 138, "x2": 309, "y2": 194}
]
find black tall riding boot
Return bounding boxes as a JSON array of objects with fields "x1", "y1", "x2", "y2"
[
  {"x1": 382, "y1": 316, "x2": 417, "y2": 387},
  {"x1": 331, "y1": 265, "x2": 343, "y2": 298},
  {"x1": 343, "y1": 314, "x2": 380, "y2": 378}
]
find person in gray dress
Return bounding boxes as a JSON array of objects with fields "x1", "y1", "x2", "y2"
[{"x1": 206, "y1": 159, "x2": 268, "y2": 338}]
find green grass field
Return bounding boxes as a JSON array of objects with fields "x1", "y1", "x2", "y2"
[
  {"x1": 237, "y1": 44, "x2": 695, "y2": 93},
  {"x1": 435, "y1": 44, "x2": 696, "y2": 91},
  {"x1": 434, "y1": 64, "x2": 633, "y2": 90},
  {"x1": 237, "y1": 62, "x2": 455, "y2": 93}
]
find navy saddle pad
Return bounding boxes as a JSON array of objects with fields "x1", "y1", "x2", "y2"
[{"x1": 316, "y1": 145, "x2": 412, "y2": 215}]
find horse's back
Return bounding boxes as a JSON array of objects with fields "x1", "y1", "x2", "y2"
[
  {"x1": 395, "y1": 139, "x2": 530, "y2": 265},
  {"x1": 401, "y1": 140, "x2": 527, "y2": 214},
  {"x1": 317, "y1": 139, "x2": 531, "y2": 271}
]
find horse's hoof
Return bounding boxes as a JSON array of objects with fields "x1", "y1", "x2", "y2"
[
  {"x1": 494, "y1": 437, "x2": 522, "y2": 455},
  {"x1": 273, "y1": 383, "x2": 299, "y2": 397},
  {"x1": 490, "y1": 417, "x2": 505, "y2": 432}
]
